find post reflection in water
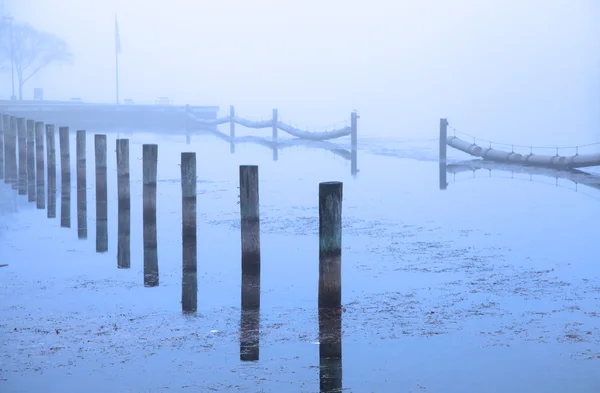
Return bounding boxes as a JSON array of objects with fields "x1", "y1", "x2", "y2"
[
  {"x1": 439, "y1": 161, "x2": 447, "y2": 190},
  {"x1": 239, "y1": 309, "x2": 260, "y2": 361},
  {"x1": 318, "y1": 307, "x2": 343, "y2": 393}
]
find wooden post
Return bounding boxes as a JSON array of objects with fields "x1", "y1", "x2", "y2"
[
  {"x1": 46, "y1": 125, "x2": 57, "y2": 218},
  {"x1": 35, "y1": 122, "x2": 45, "y2": 209},
  {"x1": 239, "y1": 165, "x2": 261, "y2": 310},
  {"x1": 240, "y1": 309, "x2": 260, "y2": 361},
  {"x1": 17, "y1": 118, "x2": 27, "y2": 195},
  {"x1": 26, "y1": 119, "x2": 35, "y2": 202},
  {"x1": 4, "y1": 115, "x2": 17, "y2": 185},
  {"x1": 116, "y1": 139, "x2": 131, "y2": 268},
  {"x1": 351, "y1": 111, "x2": 358, "y2": 176},
  {"x1": 272, "y1": 108, "x2": 278, "y2": 142},
  {"x1": 181, "y1": 152, "x2": 197, "y2": 312},
  {"x1": 59, "y1": 127, "x2": 71, "y2": 228},
  {"x1": 143, "y1": 144, "x2": 159, "y2": 287},
  {"x1": 95, "y1": 134, "x2": 108, "y2": 253},
  {"x1": 0, "y1": 113, "x2": 4, "y2": 180},
  {"x1": 76, "y1": 130, "x2": 87, "y2": 239},
  {"x1": 439, "y1": 118, "x2": 448, "y2": 162},
  {"x1": 229, "y1": 105, "x2": 235, "y2": 154},
  {"x1": 318, "y1": 181, "x2": 342, "y2": 309},
  {"x1": 319, "y1": 307, "x2": 343, "y2": 390}
]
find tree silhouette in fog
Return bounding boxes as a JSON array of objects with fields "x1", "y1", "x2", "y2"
[{"x1": 0, "y1": 20, "x2": 72, "y2": 100}]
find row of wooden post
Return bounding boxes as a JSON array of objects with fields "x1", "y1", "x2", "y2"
[
  {"x1": 1, "y1": 115, "x2": 343, "y2": 387},
  {"x1": 0, "y1": 115, "x2": 123, "y2": 256}
]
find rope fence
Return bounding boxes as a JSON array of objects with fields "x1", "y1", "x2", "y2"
[{"x1": 447, "y1": 124, "x2": 600, "y2": 156}]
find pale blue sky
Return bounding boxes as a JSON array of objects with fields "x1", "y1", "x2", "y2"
[{"x1": 2, "y1": 0, "x2": 600, "y2": 142}]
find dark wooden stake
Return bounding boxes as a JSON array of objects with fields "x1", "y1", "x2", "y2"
[
  {"x1": 76, "y1": 130, "x2": 87, "y2": 239},
  {"x1": 318, "y1": 181, "x2": 343, "y2": 309},
  {"x1": 117, "y1": 139, "x2": 131, "y2": 268},
  {"x1": 46, "y1": 125, "x2": 57, "y2": 218},
  {"x1": 439, "y1": 118, "x2": 448, "y2": 162},
  {"x1": 143, "y1": 144, "x2": 159, "y2": 287},
  {"x1": 4, "y1": 115, "x2": 17, "y2": 185},
  {"x1": 95, "y1": 134, "x2": 108, "y2": 253},
  {"x1": 26, "y1": 119, "x2": 35, "y2": 202},
  {"x1": 240, "y1": 309, "x2": 260, "y2": 361},
  {"x1": 17, "y1": 118, "x2": 27, "y2": 195},
  {"x1": 229, "y1": 105, "x2": 235, "y2": 154},
  {"x1": 239, "y1": 165, "x2": 261, "y2": 310},
  {"x1": 35, "y1": 122, "x2": 45, "y2": 209},
  {"x1": 181, "y1": 152, "x2": 197, "y2": 312},
  {"x1": 319, "y1": 307, "x2": 343, "y2": 390},
  {"x1": 59, "y1": 126, "x2": 71, "y2": 228}
]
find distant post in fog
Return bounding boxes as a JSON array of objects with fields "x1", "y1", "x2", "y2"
[
  {"x1": 95, "y1": 134, "x2": 108, "y2": 253},
  {"x1": 181, "y1": 152, "x2": 197, "y2": 312},
  {"x1": 117, "y1": 139, "x2": 131, "y2": 268},
  {"x1": 35, "y1": 122, "x2": 45, "y2": 209},
  {"x1": 76, "y1": 130, "x2": 87, "y2": 239},
  {"x1": 143, "y1": 144, "x2": 159, "y2": 286}
]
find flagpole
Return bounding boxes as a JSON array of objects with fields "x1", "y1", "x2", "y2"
[{"x1": 115, "y1": 14, "x2": 120, "y2": 105}]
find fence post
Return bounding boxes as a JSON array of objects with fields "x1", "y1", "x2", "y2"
[
  {"x1": 76, "y1": 130, "x2": 87, "y2": 239},
  {"x1": 229, "y1": 105, "x2": 235, "y2": 154},
  {"x1": 143, "y1": 144, "x2": 159, "y2": 287},
  {"x1": 46, "y1": 125, "x2": 56, "y2": 218},
  {"x1": 318, "y1": 181, "x2": 342, "y2": 309},
  {"x1": 239, "y1": 165, "x2": 261, "y2": 310},
  {"x1": 181, "y1": 152, "x2": 197, "y2": 312},
  {"x1": 26, "y1": 119, "x2": 35, "y2": 202},
  {"x1": 35, "y1": 122, "x2": 45, "y2": 209},
  {"x1": 117, "y1": 139, "x2": 131, "y2": 268},
  {"x1": 59, "y1": 127, "x2": 71, "y2": 228},
  {"x1": 95, "y1": 134, "x2": 108, "y2": 253},
  {"x1": 351, "y1": 111, "x2": 358, "y2": 176},
  {"x1": 17, "y1": 118, "x2": 27, "y2": 194},
  {"x1": 439, "y1": 118, "x2": 448, "y2": 162}
]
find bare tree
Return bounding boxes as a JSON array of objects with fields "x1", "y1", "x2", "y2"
[{"x1": 0, "y1": 21, "x2": 72, "y2": 100}]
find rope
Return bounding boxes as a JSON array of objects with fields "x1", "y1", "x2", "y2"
[{"x1": 447, "y1": 124, "x2": 600, "y2": 152}]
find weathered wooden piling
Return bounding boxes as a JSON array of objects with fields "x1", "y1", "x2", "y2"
[
  {"x1": 35, "y1": 122, "x2": 45, "y2": 209},
  {"x1": 240, "y1": 309, "x2": 260, "y2": 361},
  {"x1": 318, "y1": 181, "x2": 343, "y2": 309},
  {"x1": 76, "y1": 130, "x2": 87, "y2": 239},
  {"x1": 46, "y1": 125, "x2": 56, "y2": 218},
  {"x1": 181, "y1": 152, "x2": 197, "y2": 312},
  {"x1": 351, "y1": 111, "x2": 358, "y2": 176},
  {"x1": 116, "y1": 139, "x2": 131, "y2": 268},
  {"x1": 95, "y1": 134, "x2": 108, "y2": 253},
  {"x1": 59, "y1": 127, "x2": 71, "y2": 228},
  {"x1": 3, "y1": 115, "x2": 16, "y2": 185},
  {"x1": 319, "y1": 307, "x2": 343, "y2": 390},
  {"x1": 26, "y1": 120, "x2": 36, "y2": 202},
  {"x1": 17, "y1": 118, "x2": 27, "y2": 195},
  {"x1": 0, "y1": 114, "x2": 4, "y2": 180},
  {"x1": 143, "y1": 144, "x2": 159, "y2": 287},
  {"x1": 439, "y1": 118, "x2": 448, "y2": 162},
  {"x1": 239, "y1": 165, "x2": 261, "y2": 310},
  {"x1": 229, "y1": 105, "x2": 235, "y2": 154}
]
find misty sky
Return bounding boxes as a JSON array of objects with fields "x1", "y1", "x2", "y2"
[{"x1": 2, "y1": 0, "x2": 600, "y2": 143}]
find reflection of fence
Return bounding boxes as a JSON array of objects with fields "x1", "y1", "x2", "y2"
[
  {"x1": 1, "y1": 113, "x2": 344, "y2": 389},
  {"x1": 438, "y1": 158, "x2": 600, "y2": 200},
  {"x1": 438, "y1": 118, "x2": 600, "y2": 169}
]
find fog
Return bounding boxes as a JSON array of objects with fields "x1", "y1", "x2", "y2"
[{"x1": 3, "y1": 0, "x2": 600, "y2": 143}]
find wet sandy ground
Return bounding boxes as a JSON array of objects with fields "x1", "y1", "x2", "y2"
[{"x1": 1, "y1": 133, "x2": 599, "y2": 392}]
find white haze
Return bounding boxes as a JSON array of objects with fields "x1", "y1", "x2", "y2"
[{"x1": 3, "y1": 0, "x2": 600, "y2": 144}]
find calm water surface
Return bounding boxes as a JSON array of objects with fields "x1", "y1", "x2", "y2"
[{"x1": 1, "y1": 129, "x2": 599, "y2": 393}]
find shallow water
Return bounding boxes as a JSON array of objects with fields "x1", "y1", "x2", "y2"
[{"x1": 1, "y1": 129, "x2": 599, "y2": 393}]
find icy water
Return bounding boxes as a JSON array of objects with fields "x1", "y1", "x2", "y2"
[{"x1": 1, "y1": 130, "x2": 600, "y2": 393}]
